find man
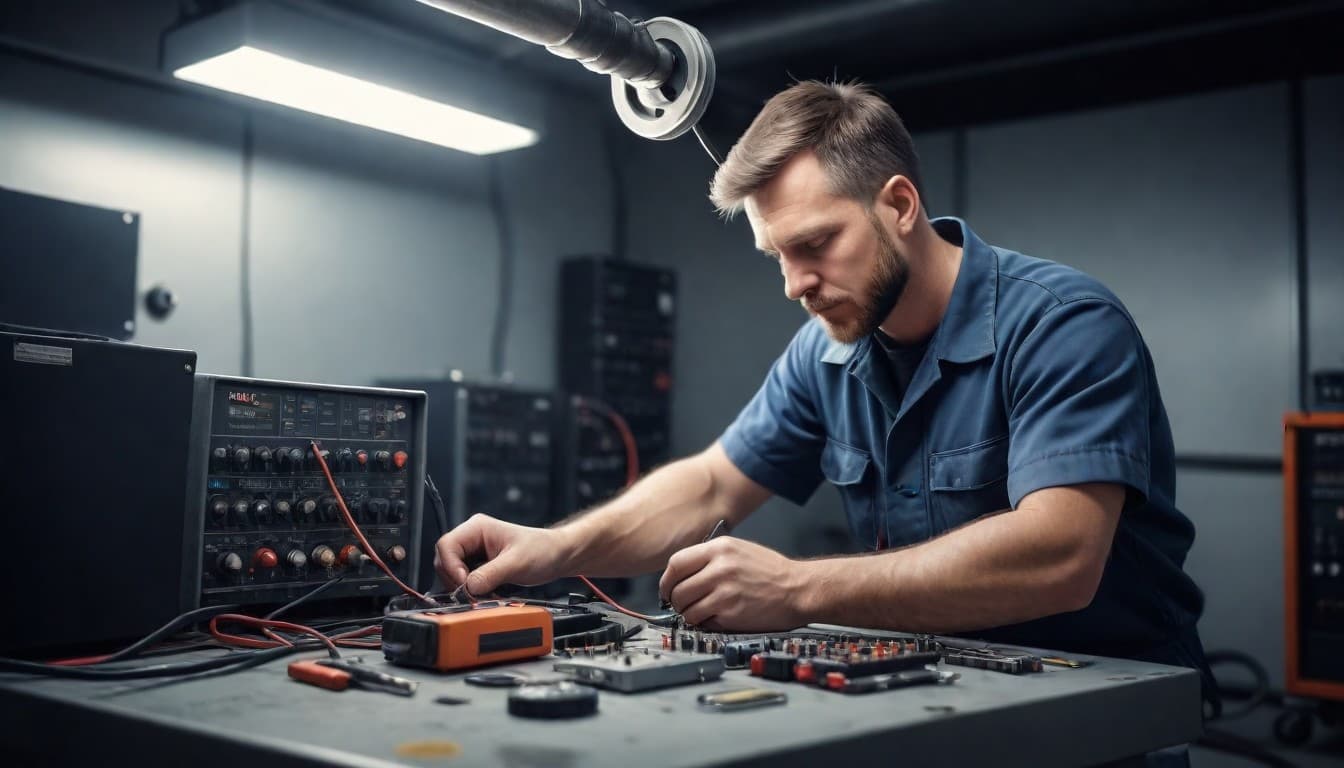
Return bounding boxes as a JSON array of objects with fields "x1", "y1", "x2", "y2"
[{"x1": 435, "y1": 82, "x2": 1210, "y2": 698}]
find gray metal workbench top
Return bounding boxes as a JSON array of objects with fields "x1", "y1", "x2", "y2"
[{"x1": 0, "y1": 628, "x2": 1201, "y2": 767}]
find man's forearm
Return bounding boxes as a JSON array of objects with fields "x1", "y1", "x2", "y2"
[
  {"x1": 799, "y1": 486, "x2": 1119, "y2": 632},
  {"x1": 555, "y1": 451, "x2": 737, "y2": 577}
]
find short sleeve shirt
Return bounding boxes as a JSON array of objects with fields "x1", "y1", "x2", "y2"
[{"x1": 719, "y1": 218, "x2": 1203, "y2": 657}]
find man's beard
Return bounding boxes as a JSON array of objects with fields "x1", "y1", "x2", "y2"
[{"x1": 811, "y1": 212, "x2": 910, "y2": 343}]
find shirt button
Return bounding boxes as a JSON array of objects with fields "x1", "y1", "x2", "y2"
[{"x1": 898, "y1": 487, "x2": 920, "y2": 498}]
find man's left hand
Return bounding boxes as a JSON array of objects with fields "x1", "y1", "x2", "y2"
[{"x1": 658, "y1": 537, "x2": 811, "y2": 632}]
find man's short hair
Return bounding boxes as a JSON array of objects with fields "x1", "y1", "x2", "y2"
[{"x1": 708, "y1": 80, "x2": 922, "y2": 218}]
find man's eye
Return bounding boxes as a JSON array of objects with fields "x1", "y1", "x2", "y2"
[{"x1": 806, "y1": 235, "x2": 829, "y2": 250}]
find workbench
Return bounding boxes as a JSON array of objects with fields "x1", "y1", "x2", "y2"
[{"x1": 0, "y1": 626, "x2": 1201, "y2": 767}]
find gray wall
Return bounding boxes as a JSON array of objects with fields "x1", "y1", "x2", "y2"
[
  {"x1": 622, "y1": 78, "x2": 1344, "y2": 687},
  {"x1": 0, "y1": 17, "x2": 613, "y2": 391}
]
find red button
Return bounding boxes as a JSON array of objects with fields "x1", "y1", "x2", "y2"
[
  {"x1": 393, "y1": 450, "x2": 408, "y2": 469},
  {"x1": 826, "y1": 672, "x2": 847, "y2": 690},
  {"x1": 749, "y1": 653, "x2": 765, "y2": 677},
  {"x1": 253, "y1": 548, "x2": 278, "y2": 569},
  {"x1": 795, "y1": 660, "x2": 815, "y2": 684},
  {"x1": 355, "y1": 450, "x2": 368, "y2": 466}
]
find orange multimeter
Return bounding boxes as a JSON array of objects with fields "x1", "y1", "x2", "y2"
[{"x1": 381, "y1": 603, "x2": 553, "y2": 672}]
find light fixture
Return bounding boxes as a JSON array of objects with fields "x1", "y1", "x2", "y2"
[{"x1": 163, "y1": 2, "x2": 541, "y2": 155}]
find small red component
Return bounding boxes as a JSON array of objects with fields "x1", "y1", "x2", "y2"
[
  {"x1": 253, "y1": 548, "x2": 278, "y2": 569},
  {"x1": 826, "y1": 672, "x2": 847, "y2": 690},
  {"x1": 355, "y1": 449, "x2": 368, "y2": 466},
  {"x1": 393, "y1": 450, "x2": 408, "y2": 469},
  {"x1": 749, "y1": 653, "x2": 766, "y2": 677},
  {"x1": 795, "y1": 660, "x2": 815, "y2": 684}
]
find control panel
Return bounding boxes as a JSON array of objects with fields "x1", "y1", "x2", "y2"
[
  {"x1": 184, "y1": 375, "x2": 427, "y2": 608},
  {"x1": 1286, "y1": 413, "x2": 1344, "y2": 699}
]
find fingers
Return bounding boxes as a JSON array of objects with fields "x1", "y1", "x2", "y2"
[
  {"x1": 657, "y1": 540, "x2": 719, "y2": 604},
  {"x1": 669, "y1": 566, "x2": 721, "y2": 626},
  {"x1": 434, "y1": 514, "x2": 490, "y2": 589}
]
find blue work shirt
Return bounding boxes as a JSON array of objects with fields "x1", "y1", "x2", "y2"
[{"x1": 721, "y1": 217, "x2": 1205, "y2": 661}]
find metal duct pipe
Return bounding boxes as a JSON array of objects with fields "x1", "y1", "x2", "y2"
[{"x1": 413, "y1": 0, "x2": 674, "y2": 87}]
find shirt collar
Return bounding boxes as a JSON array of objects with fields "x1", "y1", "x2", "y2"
[{"x1": 820, "y1": 216, "x2": 998, "y2": 365}]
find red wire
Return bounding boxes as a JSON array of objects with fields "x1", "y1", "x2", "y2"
[
  {"x1": 575, "y1": 396, "x2": 639, "y2": 487},
  {"x1": 310, "y1": 440, "x2": 433, "y2": 605},
  {"x1": 209, "y1": 614, "x2": 341, "y2": 657},
  {"x1": 569, "y1": 400, "x2": 650, "y2": 620}
]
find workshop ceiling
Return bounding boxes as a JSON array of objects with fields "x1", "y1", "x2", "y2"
[{"x1": 322, "y1": 0, "x2": 1344, "y2": 131}]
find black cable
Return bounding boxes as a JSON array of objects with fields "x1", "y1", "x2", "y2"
[
  {"x1": 81, "y1": 604, "x2": 241, "y2": 667},
  {"x1": 1205, "y1": 649, "x2": 1271, "y2": 721},
  {"x1": 425, "y1": 474, "x2": 449, "y2": 539},
  {"x1": 487, "y1": 155, "x2": 514, "y2": 380},
  {"x1": 0, "y1": 645, "x2": 298, "y2": 680},
  {"x1": 264, "y1": 576, "x2": 346, "y2": 620},
  {"x1": 239, "y1": 112, "x2": 255, "y2": 377}
]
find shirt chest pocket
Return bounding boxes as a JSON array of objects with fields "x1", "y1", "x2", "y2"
[
  {"x1": 928, "y1": 435, "x2": 1010, "y2": 532},
  {"x1": 820, "y1": 438, "x2": 877, "y2": 545}
]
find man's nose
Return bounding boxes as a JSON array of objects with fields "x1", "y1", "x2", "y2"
[{"x1": 782, "y1": 258, "x2": 820, "y2": 302}]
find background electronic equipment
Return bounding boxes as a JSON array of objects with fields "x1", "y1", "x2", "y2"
[
  {"x1": 553, "y1": 650, "x2": 725, "y2": 692},
  {"x1": 1, "y1": 330, "x2": 196, "y2": 657},
  {"x1": 0, "y1": 186, "x2": 140, "y2": 340},
  {"x1": 381, "y1": 603, "x2": 553, "y2": 671},
  {"x1": 1283, "y1": 412, "x2": 1344, "y2": 701},
  {"x1": 183, "y1": 375, "x2": 426, "y2": 609},
  {"x1": 1315, "y1": 371, "x2": 1344, "y2": 410},
  {"x1": 376, "y1": 378, "x2": 558, "y2": 593},
  {"x1": 558, "y1": 257, "x2": 677, "y2": 514}
]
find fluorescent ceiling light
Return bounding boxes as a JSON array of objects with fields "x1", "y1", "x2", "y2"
[{"x1": 174, "y1": 45, "x2": 537, "y2": 155}]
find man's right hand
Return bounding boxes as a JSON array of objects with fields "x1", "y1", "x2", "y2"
[{"x1": 434, "y1": 513, "x2": 572, "y2": 596}]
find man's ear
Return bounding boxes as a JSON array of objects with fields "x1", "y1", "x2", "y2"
[{"x1": 876, "y1": 175, "x2": 921, "y2": 236}]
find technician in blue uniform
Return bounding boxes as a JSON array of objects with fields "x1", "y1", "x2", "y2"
[{"x1": 435, "y1": 81, "x2": 1211, "y2": 698}]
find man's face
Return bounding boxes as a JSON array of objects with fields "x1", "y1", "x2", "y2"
[{"x1": 745, "y1": 151, "x2": 909, "y2": 343}]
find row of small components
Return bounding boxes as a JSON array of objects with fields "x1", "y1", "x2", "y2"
[
  {"x1": 206, "y1": 494, "x2": 407, "y2": 527},
  {"x1": 662, "y1": 631, "x2": 937, "y2": 667},
  {"x1": 210, "y1": 444, "x2": 409, "y2": 474},
  {"x1": 212, "y1": 542, "x2": 407, "y2": 577}
]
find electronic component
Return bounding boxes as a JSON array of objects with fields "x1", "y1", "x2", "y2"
[
  {"x1": 827, "y1": 668, "x2": 959, "y2": 694},
  {"x1": 722, "y1": 639, "x2": 771, "y2": 668},
  {"x1": 697, "y1": 688, "x2": 788, "y2": 711},
  {"x1": 184, "y1": 375, "x2": 426, "y2": 609},
  {"x1": 2, "y1": 330, "x2": 196, "y2": 657},
  {"x1": 508, "y1": 681, "x2": 599, "y2": 719},
  {"x1": 381, "y1": 603, "x2": 553, "y2": 671},
  {"x1": 553, "y1": 651, "x2": 724, "y2": 692},
  {"x1": 1284, "y1": 413, "x2": 1344, "y2": 700},
  {"x1": 940, "y1": 646, "x2": 1044, "y2": 675}
]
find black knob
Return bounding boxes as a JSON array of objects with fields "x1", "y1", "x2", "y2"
[
  {"x1": 296, "y1": 497, "x2": 317, "y2": 523},
  {"x1": 251, "y1": 498, "x2": 272, "y2": 525},
  {"x1": 254, "y1": 446, "x2": 274, "y2": 467},
  {"x1": 230, "y1": 499, "x2": 249, "y2": 526},
  {"x1": 208, "y1": 495, "x2": 229, "y2": 524},
  {"x1": 274, "y1": 498, "x2": 293, "y2": 521},
  {"x1": 318, "y1": 496, "x2": 339, "y2": 523},
  {"x1": 210, "y1": 446, "x2": 229, "y2": 471},
  {"x1": 337, "y1": 448, "x2": 354, "y2": 472},
  {"x1": 388, "y1": 499, "x2": 408, "y2": 523},
  {"x1": 373, "y1": 450, "x2": 392, "y2": 470},
  {"x1": 364, "y1": 498, "x2": 389, "y2": 523},
  {"x1": 277, "y1": 446, "x2": 300, "y2": 471},
  {"x1": 285, "y1": 549, "x2": 308, "y2": 569},
  {"x1": 231, "y1": 446, "x2": 251, "y2": 471}
]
